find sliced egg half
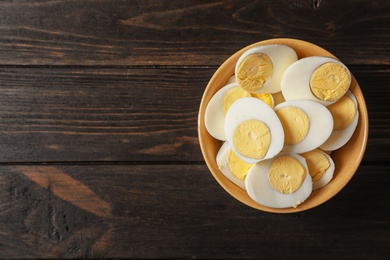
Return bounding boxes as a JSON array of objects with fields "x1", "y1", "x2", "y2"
[
  {"x1": 320, "y1": 90, "x2": 359, "y2": 151},
  {"x1": 274, "y1": 99, "x2": 334, "y2": 154},
  {"x1": 281, "y1": 56, "x2": 352, "y2": 106},
  {"x1": 245, "y1": 153, "x2": 312, "y2": 208},
  {"x1": 235, "y1": 44, "x2": 298, "y2": 94},
  {"x1": 301, "y1": 149, "x2": 335, "y2": 190},
  {"x1": 216, "y1": 142, "x2": 255, "y2": 190},
  {"x1": 225, "y1": 97, "x2": 284, "y2": 164},
  {"x1": 204, "y1": 82, "x2": 251, "y2": 141}
]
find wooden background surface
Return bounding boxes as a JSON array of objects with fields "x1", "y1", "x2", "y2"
[{"x1": 0, "y1": 0, "x2": 389, "y2": 258}]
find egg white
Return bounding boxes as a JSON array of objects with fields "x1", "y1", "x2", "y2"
[
  {"x1": 245, "y1": 153, "x2": 313, "y2": 208},
  {"x1": 320, "y1": 90, "x2": 359, "y2": 151},
  {"x1": 235, "y1": 44, "x2": 298, "y2": 94},
  {"x1": 216, "y1": 142, "x2": 251, "y2": 190},
  {"x1": 275, "y1": 99, "x2": 334, "y2": 154},
  {"x1": 225, "y1": 97, "x2": 284, "y2": 164},
  {"x1": 281, "y1": 56, "x2": 351, "y2": 106},
  {"x1": 204, "y1": 82, "x2": 242, "y2": 141}
]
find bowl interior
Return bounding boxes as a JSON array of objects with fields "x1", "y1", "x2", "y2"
[{"x1": 198, "y1": 38, "x2": 369, "y2": 213}]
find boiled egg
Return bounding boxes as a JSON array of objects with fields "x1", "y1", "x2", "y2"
[
  {"x1": 245, "y1": 153, "x2": 312, "y2": 208},
  {"x1": 224, "y1": 97, "x2": 284, "y2": 164},
  {"x1": 216, "y1": 142, "x2": 255, "y2": 190},
  {"x1": 300, "y1": 149, "x2": 335, "y2": 190},
  {"x1": 204, "y1": 82, "x2": 251, "y2": 140},
  {"x1": 274, "y1": 99, "x2": 334, "y2": 154},
  {"x1": 235, "y1": 44, "x2": 298, "y2": 94},
  {"x1": 281, "y1": 56, "x2": 352, "y2": 106},
  {"x1": 320, "y1": 90, "x2": 359, "y2": 151}
]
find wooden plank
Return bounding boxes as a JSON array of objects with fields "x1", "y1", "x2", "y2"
[
  {"x1": 0, "y1": 66, "x2": 388, "y2": 163},
  {"x1": 0, "y1": 67, "x2": 207, "y2": 162},
  {"x1": 0, "y1": 0, "x2": 389, "y2": 66},
  {"x1": 0, "y1": 163, "x2": 388, "y2": 258}
]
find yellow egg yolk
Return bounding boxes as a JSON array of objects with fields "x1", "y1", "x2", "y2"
[
  {"x1": 276, "y1": 106, "x2": 310, "y2": 145},
  {"x1": 251, "y1": 93, "x2": 274, "y2": 107},
  {"x1": 232, "y1": 119, "x2": 271, "y2": 160},
  {"x1": 310, "y1": 62, "x2": 351, "y2": 102},
  {"x1": 236, "y1": 53, "x2": 273, "y2": 92},
  {"x1": 222, "y1": 86, "x2": 251, "y2": 115},
  {"x1": 327, "y1": 94, "x2": 357, "y2": 130},
  {"x1": 227, "y1": 148, "x2": 253, "y2": 180},
  {"x1": 268, "y1": 155, "x2": 306, "y2": 194},
  {"x1": 301, "y1": 150, "x2": 330, "y2": 182}
]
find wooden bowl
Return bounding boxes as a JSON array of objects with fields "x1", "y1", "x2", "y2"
[{"x1": 198, "y1": 38, "x2": 369, "y2": 213}]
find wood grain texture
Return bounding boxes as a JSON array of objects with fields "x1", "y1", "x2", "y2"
[
  {"x1": 0, "y1": 164, "x2": 388, "y2": 258},
  {"x1": 0, "y1": 66, "x2": 388, "y2": 163},
  {"x1": 0, "y1": 67, "x2": 206, "y2": 162},
  {"x1": 0, "y1": 0, "x2": 389, "y2": 66}
]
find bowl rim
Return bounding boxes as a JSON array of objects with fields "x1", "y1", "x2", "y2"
[{"x1": 198, "y1": 38, "x2": 369, "y2": 213}]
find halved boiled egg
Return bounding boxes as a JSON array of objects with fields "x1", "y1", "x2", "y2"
[
  {"x1": 245, "y1": 153, "x2": 312, "y2": 208},
  {"x1": 281, "y1": 56, "x2": 352, "y2": 106},
  {"x1": 235, "y1": 44, "x2": 298, "y2": 94},
  {"x1": 225, "y1": 97, "x2": 284, "y2": 164},
  {"x1": 320, "y1": 90, "x2": 359, "y2": 151},
  {"x1": 204, "y1": 82, "x2": 251, "y2": 140},
  {"x1": 274, "y1": 99, "x2": 334, "y2": 154},
  {"x1": 216, "y1": 142, "x2": 255, "y2": 190},
  {"x1": 300, "y1": 149, "x2": 335, "y2": 190}
]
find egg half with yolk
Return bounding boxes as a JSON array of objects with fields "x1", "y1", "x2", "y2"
[
  {"x1": 320, "y1": 90, "x2": 359, "y2": 151},
  {"x1": 224, "y1": 97, "x2": 284, "y2": 164},
  {"x1": 300, "y1": 149, "x2": 335, "y2": 190},
  {"x1": 274, "y1": 99, "x2": 334, "y2": 154},
  {"x1": 245, "y1": 153, "x2": 312, "y2": 208},
  {"x1": 235, "y1": 44, "x2": 298, "y2": 94},
  {"x1": 216, "y1": 141, "x2": 255, "y2": 190},
  {"x1": 204, "y1": 82, "x2": 251, "y2": 141},
  {"x1": 281, "y1": 56, "x2": 351, "y2": 106}
]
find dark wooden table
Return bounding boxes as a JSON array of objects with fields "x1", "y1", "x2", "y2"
[{"x1": 0, "y1": 0, "x2": 389, "y2": 258}]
